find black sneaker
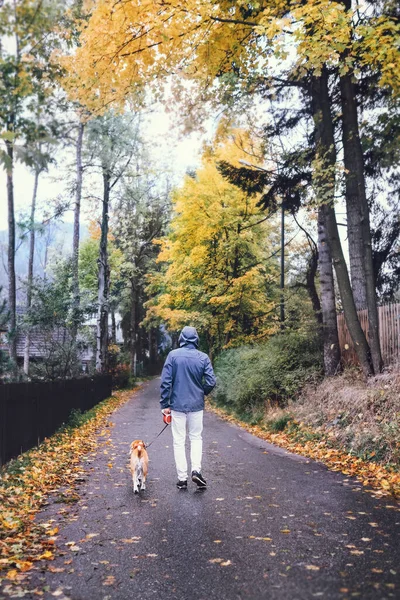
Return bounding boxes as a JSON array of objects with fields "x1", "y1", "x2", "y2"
[
  {"x1": 191, "y1": 471, "x2": 207, "y2": 488},
  {"x1": 176, "y1": 480, "x2": 187, "y2": 490}
]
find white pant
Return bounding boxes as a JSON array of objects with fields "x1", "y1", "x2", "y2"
[{"x1": 171, "y1": 410, "x2": 203, "y2": 481}]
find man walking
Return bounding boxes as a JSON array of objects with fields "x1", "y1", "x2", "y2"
[{"x1": 160, "y1": 326, "x2": 216, "y2": 490}]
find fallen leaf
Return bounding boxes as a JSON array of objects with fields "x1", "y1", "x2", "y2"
[
  {"x1": 209, "y1": 558, "x2": 223, "y2": 564},
  {"x1": 6, "y1": 569, "x2": 19, "y2": 580},
  {"x1": 37, "y1": 551, "x2": 54, "y2": 560}
]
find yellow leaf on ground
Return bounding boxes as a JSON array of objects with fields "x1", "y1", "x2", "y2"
[{"x1": 6, "y1": 569, "x2": 19, "y2": 580}]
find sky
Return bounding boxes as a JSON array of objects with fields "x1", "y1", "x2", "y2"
[{"x1": 0, "y1": 106, "x2": 210, "y2": 232}]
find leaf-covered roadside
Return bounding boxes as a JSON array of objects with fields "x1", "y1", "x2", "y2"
[
  {"x1": 0, "y1": 388, "x2": 135, "y2": 581},
  {"x1": 207, "y1": 404, "x2": 400, "y2": 499}
]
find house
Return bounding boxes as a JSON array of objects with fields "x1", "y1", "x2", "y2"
[{"x1": 0, "y1": 309, "x2": 124, "y2": 373}]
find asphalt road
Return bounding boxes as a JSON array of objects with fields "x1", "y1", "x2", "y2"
[{"x1": 11, "y1": 379, "x2": 400, "y2": 600}]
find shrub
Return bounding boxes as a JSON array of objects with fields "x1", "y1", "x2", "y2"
[
  {"x1": 267, "y1": 414, "x2": 292, "y2": 432},
  {"x1": 213, "y1": 330, "x2": 322, "y2": 417}
]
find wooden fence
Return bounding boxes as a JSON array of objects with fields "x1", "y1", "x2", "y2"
[
  {"x1": 337, "y1": 303, "x2": 400, "y2": 367},
  {"x1": 0, "y1": 375, "x2": 112, "y2": 466}
]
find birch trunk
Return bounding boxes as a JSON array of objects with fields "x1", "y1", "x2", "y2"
[
  {"x1": 96, "y1": 171, "x2": 110, "y2": 373},
  {"x1": 71, "y1": 121, "x2": 84, "y2": 341},
  {"x1": 23, "y1": 168, "x2": 40, "y2": 375},
  {"x1": 6, "y1": 139, "x2": 17, "y2": 372},
  {"x1": 129, "y1": 281, "x2": 137, "y2": 377}
]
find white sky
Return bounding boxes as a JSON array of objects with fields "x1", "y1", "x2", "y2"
[{"x1": 0, "y1": 107, "x2": 210, "y2": 231}]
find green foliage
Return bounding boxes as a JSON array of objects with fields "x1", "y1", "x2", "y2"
[
  {"x1": 267, "y1": 414, "x2": 292, "y2": 432},
  {"x1": 213, "y1": 331, "x2": 322, "y2": 417},
  {"x1": 22, "y1": 259, "x2": 93, "y2": 380}
]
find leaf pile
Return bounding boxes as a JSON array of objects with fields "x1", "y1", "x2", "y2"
[
  {"x1": 208, "y1": 404, "x2": 400, "y2": 498},
  {"x1": 0, "y1": 388, "x2": 135, "y2": 580}
]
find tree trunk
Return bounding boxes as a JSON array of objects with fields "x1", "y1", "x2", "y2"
[
  {"x1": 304, "y1": 242, "x2": 322, "y2": 327},
  {"x1": 71, "y1": 121, "x2": 84, "y2": 341},
  {"x1": 149, "y1": 327, "x2": 158, "y2": 366},
  {"x1": 111, "y1": 308, "x2": 117, "y2": 345},
  {"x1": 6, "y1": 139, "x2": 17, "y2": 372},
  {"x1": 96, "y1": 170, "x2": 110, "y2": 373},
  {"x1": 310, "y1": 69, "x2": 373, "y2": 377},
  {"x1": 317, "y1": 207, "x2": 341, "y2": 375},
  {"x1": 339, "y1": 71, "x2": 383, "y2": 373},
  {"x1": 129, "y1": 281, "x2": 137, "y2": 377},
  {"x1": 23, "y1": 168, "x2": 40, "y2": 376}
]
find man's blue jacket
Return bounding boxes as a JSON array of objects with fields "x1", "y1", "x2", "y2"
[{"x1": 160, "y1": 326, "x2": 216, "y2": 413}]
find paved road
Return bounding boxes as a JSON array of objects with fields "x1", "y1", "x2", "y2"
[{"x1": 11, "y1": 379, "x2": 400, "y2": 599}]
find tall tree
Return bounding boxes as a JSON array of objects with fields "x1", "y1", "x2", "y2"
[
  {"x1": 146, "y1": 135, "x2": 280, "y2": 355},
  {"x1": 113, "y1": 153, "x2": 170, "y2": 376},
  {"x1": 310, "y1": 69, "x2": 373, "y2": 376},
  {"x1": 85, "y1": 112, "x2": 139, "y2": 373},
  {"x1": 0, "y1": 0, "x2": 68, "y2": 374},
  {"x1": 71, "y1": 118, "x2": 85, "y2": 341}
]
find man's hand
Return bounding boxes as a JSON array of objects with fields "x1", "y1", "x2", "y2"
[{"x1": 161, "y1": 407, "x2": 172, "y2": 425}]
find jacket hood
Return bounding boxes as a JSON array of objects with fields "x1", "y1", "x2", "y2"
[{"x1": 178, "y1": 326, "x2": 199, "y2": 348}]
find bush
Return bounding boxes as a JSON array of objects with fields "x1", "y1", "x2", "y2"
[
  {"x1": 267, "y1": 414, "x2": 292, "y2": 432},
  {"x1": 213, "y1": 330, "x2": 322, "y2": 418}
]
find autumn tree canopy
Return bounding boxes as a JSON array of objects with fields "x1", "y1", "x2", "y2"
[
  {"x1": 145, "y1": 133, "x2": 280, "y2": 354},
  {"x1": 64, "y1": 0, "x2": 400, "y2": 113}
]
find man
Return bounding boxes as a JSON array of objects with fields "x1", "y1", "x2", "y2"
[{"x1": 160, "y1": 326, "x2": 216, "y2": 490}]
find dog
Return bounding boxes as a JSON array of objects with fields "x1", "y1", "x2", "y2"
[{"x1": 129, "y1": 440, "x2": 148, "y2": 494}]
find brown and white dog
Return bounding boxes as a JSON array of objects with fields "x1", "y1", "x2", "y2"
[{"x1": 129, "y1": 440, "x2": 148, "y2": 494}]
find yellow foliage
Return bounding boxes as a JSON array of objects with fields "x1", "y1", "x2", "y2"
[
  {"x1": 145, "y1": 131, "x2": 279, "y2": 351},
  {"x1": 62, "y1": 0, "x2": 400, "y2": 112}
]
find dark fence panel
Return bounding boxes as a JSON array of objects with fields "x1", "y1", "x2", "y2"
[{"x1": 0, "y1": 375, "x2": 112, "y2": 466}]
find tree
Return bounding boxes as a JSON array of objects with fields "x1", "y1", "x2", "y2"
[
  {"x1": 84, "y1": 111, "x2": 140, "y2": 373},
  {"x1": 217, "y1": 128, "x2": 342, "y2": 375},
  {"x1": 22, "y1": 258, "x2": 90, "y2": 380},
  {"x1": 310, "y1": 69, "x2": 373, "y2": 376},
  {"x1": 0, "y1": 0, "x2": 70, "y2": 374},
  {"x1": 22, "y1": 104, "x2": 62, "y2": 375},
  {"x1": 146, "y1": 134, "x2": 280, "y2": 356},
  {"x1": 71, "y1": 118, "x2": 85, "y2": 341},
  {"x1": 112, "y1": 153, "x2": 170, "y2": 376}
]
